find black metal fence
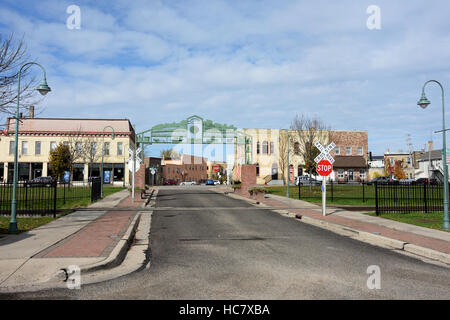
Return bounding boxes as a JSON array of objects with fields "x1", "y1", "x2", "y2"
[
  {"x1": 375, "y1": 182, "x2": 445, "y2": 215},
  {"x1": 0, "y1": 177, "x2": 102, "y2": 216},
  {"x1": 296, "y1": 181, "x2": 375, "y2": 204}
]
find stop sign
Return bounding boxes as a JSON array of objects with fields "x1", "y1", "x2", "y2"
[
  {"x1": 316, "y1": 160, "x2": 333, "y2": 176},
  {"x1": 213, "y1": 165, "x2": 220, "y2": 172}
]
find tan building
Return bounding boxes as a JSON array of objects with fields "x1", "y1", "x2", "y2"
[
  {"x1": 241, "y1": 128, "x2": 368, "y2": 184},
  {"x1": 0, "y1": 117, "x2": 136, "y2": 185},
  {"x1": 162, "y1": 154, "x2": 207, "y2": 184}
]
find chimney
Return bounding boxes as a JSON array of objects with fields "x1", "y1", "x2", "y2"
[
  {"x1": 29, "y1": 106, "x2": 34, "y2": 118},
  {"x1": 428, "y1": 140, "x2": 433, "y2": 152}
]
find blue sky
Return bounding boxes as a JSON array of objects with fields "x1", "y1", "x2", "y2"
[{"x1": 1, "y1": 0, "x2": 450, "y2": 157}]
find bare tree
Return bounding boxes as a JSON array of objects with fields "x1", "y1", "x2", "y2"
[
  {"x1": 81, "y1": 136, "x2": 101, "y2": 179},
  {"x1": 66, "y1": 127, "x2": 85, "y2": 184},
  {"x1": 278, "y1": 130, "x2": 288, "y2": 185},
  {"x1": 0, "y1": 33, "x2": 42, "y2": 125},
  {"x1": 290, "y1": 114, "x2": 330, "y2": 188}
]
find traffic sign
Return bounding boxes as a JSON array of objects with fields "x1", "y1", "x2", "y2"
[
  {"x1": 213, "y1": 165, "x2": 220, "y2": 172},
  {"x1": 317, "y1": 160, "x2": 333, "y2": 176},
  {"x1": 314, "y1": 141, "x2": 336, "y2": 164}
]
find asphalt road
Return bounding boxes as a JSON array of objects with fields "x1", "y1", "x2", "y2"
[{"x1": 3, "y1": 186, "x2": 450, "y2": 299}]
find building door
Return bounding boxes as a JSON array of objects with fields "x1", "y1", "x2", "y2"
[
  {"x1": 298, "y1": 166, "x2": 303, "y2": 177},
  {"x1": 271, "y1": 163, "x2": 278, "y2": 180},
  {"x1": 348, "y1": 169, "x2": 354, "y2": 181}
]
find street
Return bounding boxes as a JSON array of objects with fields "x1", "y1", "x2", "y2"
[{"x1": 3, "y1": 186, "x2": 450, "y2": 299}]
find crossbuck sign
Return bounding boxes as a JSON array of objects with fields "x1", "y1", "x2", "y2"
[
  {"x1": 128, "y1": 147, "x2": 142, "y2": 173},
  {"x1": 314, "y1": 141, "x2": 336, "y2": 164}
]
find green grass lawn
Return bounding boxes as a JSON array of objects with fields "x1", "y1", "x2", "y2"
[
  {"x1": 364, "y1": 211, "x2": 450, "y2": 232},
  {"x1": 264, "y1": 185, "x2": 376, "y2": 206},
  {"x1": 0, "y1": 186, "x2": 125, "y2": 234}
]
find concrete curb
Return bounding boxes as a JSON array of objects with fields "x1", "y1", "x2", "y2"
[
  {"x1": 78, "y1": 212, "x2": 141, "y2": 274},
  {"x1": 404, "y1": 244, "x2": 450, "y2": 264}
]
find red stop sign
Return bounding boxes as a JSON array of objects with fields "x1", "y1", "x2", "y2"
[
  {"x1": 317, "y1": 160, "x2": 333, "y2": 176},
  {"x1": 213, "y1": 165, "x2": 220, "y2": 172}
]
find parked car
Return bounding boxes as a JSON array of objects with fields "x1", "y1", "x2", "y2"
[
  {"x1": 180, "y1": 181, "x2": 196, "y2": 185},
  {"x1": 367, "y1": 176, "x2": 394, "y2": 185},
  {"x1": 163, "y1": 179, "x2": 177, "y2": 185},
  {"x1": 412, "y1": 178, "x2": 438, "y2": 185},
  {"x1": 27, "y1": 176, "x2": 55, "y2": 187},
  {"x1": 206, "y1": 179, "x2": 215, "y2": 185},
  {"x1": 295, "y1": 176, "x2": 321, "y2": 186},
  {"x1": 214, "y1": 180, "x2": 221, "y2": 185}
]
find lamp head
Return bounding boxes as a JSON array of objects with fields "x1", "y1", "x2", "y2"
[
  {"x1": 417, "y1": 92, "x2": 430, "y2": 109},
  {"x1": 36, "y1": 78, "x2": 51, "y2": 96},
  {"x1": 111, "y1": 132, "x2": 115, "y2": 140}
]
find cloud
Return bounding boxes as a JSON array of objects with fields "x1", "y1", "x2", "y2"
[{"x1": 1, "y1": 0, "x2": 450, "y2": 156}]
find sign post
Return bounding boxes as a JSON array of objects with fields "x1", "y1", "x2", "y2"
[{"x1": 314, "y1": 141, "x2": 335, "y2": 216}]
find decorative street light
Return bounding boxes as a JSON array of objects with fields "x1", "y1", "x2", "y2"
[
  {"x1": 286, "y1": 131, "x2": 290, "y2": 197},
  {"x1": 418, "y1": 80, "x2": 450, "y2": 230},
  {"x1": 9, "y1": 62, "x2": 51, "y2": 233},
  {"x1": 101, "y1": 126, "x2": 115, "y2": 198}
]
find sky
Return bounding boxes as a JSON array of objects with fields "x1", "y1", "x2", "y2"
[{"x1": 1, "y1": 0, "x2": 450, "y2": 157}]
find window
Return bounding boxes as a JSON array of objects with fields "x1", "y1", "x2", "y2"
[
  {"x1": 359, "y1": 170, "x2": 366, "y2": 180},
  {"x1": 91, "y1": 142, "x2": 97, "y2": 155},
  {"x1": 76, "y1": 142, "x2": 82, "y2": 156},
  {"x1": 357, "y1": 146, "x2": 363, "y2": 155},
  {"x1": 294, "y1": 142, "x2": 300, "y2": 154},
  {"x1": 334, "y1": 147, "x2": 340, "y2": 155},
  {"x1": 262, "y1": 141, "x2": 268, "y2": 154},
  {"x1": 257, "y1": 142, "x2": 260, "y2": 154},
  {"x1": 338, "y1": 169, "x2": 344, "y2": 179},
  {"x1": 270, "y1": 142, "x2": 274, "y2": 155},
  {"x1": 346, "y1": 147, "x2": 352, "y2": 155},
  {"x1": 50, "y1": 141, "x2": 56, "y2": 151},
  {"x1": 256, "y1": 163, "x2": 260, "y2": 176},
  {"x1": 407, "y1": 157, "x2": 411, "y2": 165},
  {"x1": 117, "y1": 142, "x2": 123, "y2": 156},
  {"x1": 35, "y1": 141, "x2": 41, "y2": 155},
  {"x1": 9, "y1": 141, "x2": 15, "y2": 155},
  {"x1": 104, "y1": 142, "x2": 110, "y2": 156},
  {"x1": 390, "y1": 158, "x2": 394, "y2": 165},
  {"x1": 21, "y1": 141, "x2": 28, "y2": 155}
]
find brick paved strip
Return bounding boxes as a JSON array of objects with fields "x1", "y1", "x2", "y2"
[{"x1": 44, "y1": 210, "x2": 136, "y2": 258}]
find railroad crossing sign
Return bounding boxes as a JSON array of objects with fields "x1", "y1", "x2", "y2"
[
  {"x1": 128, "y1": 147, "x2": 142, "y2": 173},
  {"x1": 314, "y1": 141, "x2": 336, "y2": 164}
]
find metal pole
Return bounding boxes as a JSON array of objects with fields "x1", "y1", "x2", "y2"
[
  {"x1": 132, "y1": 138, "x2": 136, "y2": 201},
  {"x1": 9, "y1": 62, "x2": 48, "y2": 233},
  {"x1": 286, "y1": 132, "x2": 290, "y2": 197},
  {"x1": 322, "y1": 176, "x2": 326, "y2": 216},
  {"x1": 101, "y1": 133, "x2": 104, "y2": 198},
  {"x1": 421, "y1": 80, "x2": 449, "y2": 229}
]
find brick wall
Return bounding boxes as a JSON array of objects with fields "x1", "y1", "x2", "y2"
[
  {"x1": 234, "y1": 164, "x2": 257, "y2": 197},
  {"x1": 329, "y1": 131, "x2": 368, "y2": 159},
  {"x1": 135, "y1": 164, "x2": 146, "y2": 189}
]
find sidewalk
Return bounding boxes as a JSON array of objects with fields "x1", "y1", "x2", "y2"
[
  {"x1": 0, "y1": 189, "x2": 148, "y2": 291},
  {"x1": 220, "y1": 187, "x2": 450, "y2": 265}
]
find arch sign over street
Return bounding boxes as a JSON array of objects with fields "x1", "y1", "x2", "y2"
[{"x1": 314, "y1": 141, "x2": 335, "y2": 216}]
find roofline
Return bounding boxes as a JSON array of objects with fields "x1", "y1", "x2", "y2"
[{"x1": 7, "y1": 117, "x2": 131, "y2": 121}]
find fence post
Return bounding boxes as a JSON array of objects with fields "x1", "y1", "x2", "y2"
[
  {"x1": 298, "y1": 182, "x2": 301, "y2": 200},
  {"x1": 331, "y1": 179, "x2": 334, "y2": 201},
  {"x1": 423, "y1": 182, "x2": 427, "y2": 213},
  {"x1": 362, "y1": 180, "x2": 365, "y2": 203},
  {"x1": 63, "y1": 182, "x2": 66, "y2": 205},
  {"x1": 25, "y1": 181, "x2": 28, "y2": 210},
  {"x1": 375, "y1": 181, "x2": 379, "y2": 216},
  {"x1": 53, "y1": 181, "x2": 57, "y2": 218}
]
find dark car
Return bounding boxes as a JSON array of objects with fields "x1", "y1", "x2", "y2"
[
  {"x1": 295, "y1": 176, "x2": 321, "y2": 186},
  {"x1": 206, "y1": 179, "x2": 215, "y2": 185},
  {"x1": 367, "y1": 176, "x2": 394, "y2": 185},
  {"x1": 27, "y1": 176, "x2": 55, "y2": 187},
  {"x1": 413, "y1": 178, "x2": 438, "y2": 185}
]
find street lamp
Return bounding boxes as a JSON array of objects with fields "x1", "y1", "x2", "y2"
[
  {"x1": 101, "y1": 126, "x2": 115, "y2": 198},
  {"x1": 9, "y1": 62, "x2": 51, "y2": 233},
  {"x1": 418, "y1": 80, "x2": 450, "y2": 230}
]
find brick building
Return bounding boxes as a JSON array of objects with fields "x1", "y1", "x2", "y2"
[{"x1": 161, "y1": 154, "x2": 207, "y2": 184}]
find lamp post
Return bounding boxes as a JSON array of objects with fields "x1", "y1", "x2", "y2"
[
  {"x1": 286, "y1": 131, "x2": 290, "y2": 197},
  {"x1": 9, "y1": 62, "x2": 51, "y2": 233},
  {"x1": 101, "y1": 126, "x2": 115, "y2": 198},
  {"x1": 418, "y1": 80, "x2": 450, "y2": 230}
]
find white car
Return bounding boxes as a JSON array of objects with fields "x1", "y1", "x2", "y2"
[
  {"x1": 214, "y1": 180, "x2": 221, "y2": 185},
  {"x1": 180, "y1": 181, "x2": 195, "y2": 186}
]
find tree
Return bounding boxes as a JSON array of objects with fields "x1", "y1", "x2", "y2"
[
  {"x1": 290, "y1": 114, "x2": 329, "y2": 188},
  {"x1": 160, "y1": 148, "x2": 180, "y2": 159},
  {"x1": 66, "y1": 127, "x2": 85, "y2": 183},
  {"x1": 278, "y1": 131, "x2": 288, "y2": 184},
  {"x1": 81, "y1": 136, "x2": 101, "y2": 178},
  {"x1": 49, "y1": 143, "x2": 71, "y2": 181},
  {"x1": 0, "y1": 33, "x2": 42, "y2": 124},
  {"x1": 393, "y1": 160, "x2": 406, "y2": 179}
]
